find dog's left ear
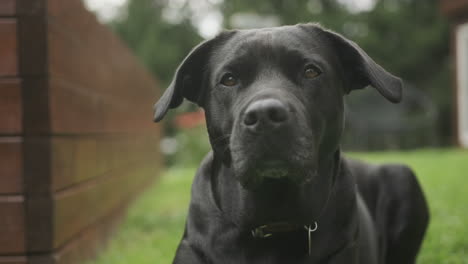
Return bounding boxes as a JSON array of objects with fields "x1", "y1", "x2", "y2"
[
  {"x1": 153, "y1": 31, "x2": 236, "y2": 122},
  {"x1": 316, "y1": 26, "x2": 403, "y2": 103}
]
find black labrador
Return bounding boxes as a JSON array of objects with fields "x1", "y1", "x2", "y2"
[{"x1": 153, "y1": 24, "x2": 429, "y2": 264}]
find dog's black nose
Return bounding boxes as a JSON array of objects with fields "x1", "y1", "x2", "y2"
[{"x1": 243, "y1": 99, "x2": 288, "y2": 130}]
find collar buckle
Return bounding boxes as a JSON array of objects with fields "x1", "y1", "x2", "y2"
[{"x1": 251, "y1": 225, "x2": 273, "y2": 238}]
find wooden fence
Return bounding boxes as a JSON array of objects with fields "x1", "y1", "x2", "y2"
[{"x1": 0, "y1": 0, "x2": 162, "y2": 263}]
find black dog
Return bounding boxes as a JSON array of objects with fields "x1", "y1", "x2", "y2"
[{"x1": 154, "y1": 24, "x2": 429, "y2": 264}]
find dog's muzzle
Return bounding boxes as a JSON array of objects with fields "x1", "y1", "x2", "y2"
[{"x1": 231, "y1": 96, "x2": 316, "y2": 189}]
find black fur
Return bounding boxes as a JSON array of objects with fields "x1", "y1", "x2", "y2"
[{"x1": 154, "y1": 24, "x2": 429, "y2": 264}]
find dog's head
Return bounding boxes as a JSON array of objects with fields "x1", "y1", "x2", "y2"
[{"x1": 154, "y1": 24, "x2": 402, "y2": 189}]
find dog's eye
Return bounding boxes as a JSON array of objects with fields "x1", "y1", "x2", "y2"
[
  {"x1": 303, "y1": 65, "x2": 321, "y2": 79},
  {"x1": 220, "y1": 73, "x2": 238, "y2": 87}
]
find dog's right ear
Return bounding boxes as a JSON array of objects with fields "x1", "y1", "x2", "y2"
[{"x1": 153, "y1": 32, "x2": 236, "y2": 122}]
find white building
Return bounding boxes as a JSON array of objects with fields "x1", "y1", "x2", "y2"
[{"x1": 442, "y1": 0, "x2": 468, "y2": 148}]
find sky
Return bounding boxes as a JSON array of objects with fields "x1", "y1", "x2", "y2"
[
  {"x1": 83, "y1": 0, "x2": 376, "y2": 38},
  {"x1": 84, "y1": 0, "x2": 127, "y2": 22}
]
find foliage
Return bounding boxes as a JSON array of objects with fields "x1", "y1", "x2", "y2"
[
  {"x1": 89, "y1": 149, "x2": 468, "y2": 264},
  {"x1": 356, "y1": 1, "x2": 451, "y2": 143},
  {"x1": 112, "y1": 0, "x2": 203, "y2": 87},
  {"x1": 166, "y1": 126, "x2": 211, "y2": 167}
]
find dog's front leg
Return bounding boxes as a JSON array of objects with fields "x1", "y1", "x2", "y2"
[
  {"x1": 321, "y1": 245, "x2": 359, "y2": 264},
  {"x1": 172, "y1": 239, "x2": 208, "y2": 264}
]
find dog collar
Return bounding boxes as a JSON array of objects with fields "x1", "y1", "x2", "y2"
[{"x1": 251, "y1": 222, "x2": 318, "y2": 255}]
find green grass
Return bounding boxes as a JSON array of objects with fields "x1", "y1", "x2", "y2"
[{"x1": 90, "y1": 149, "x2": 468, "y2": 264}]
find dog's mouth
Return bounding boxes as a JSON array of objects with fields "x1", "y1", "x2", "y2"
[
  {"x1": 235, "y1": 158, "x2": 317, "y2": 190},
  {"x1": 256, "y1": 168, "x2": 288, "y2": 179},
  {"x1": 256, "y1": 160, "x2": 289, "y2": 179},
  {"x1": 230, "y1": 136, "x2": 318, "y2": 190}
]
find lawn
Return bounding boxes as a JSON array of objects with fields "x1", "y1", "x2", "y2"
[{"x1": 89, "y1": 149, "x2": 468, "y2": 264}]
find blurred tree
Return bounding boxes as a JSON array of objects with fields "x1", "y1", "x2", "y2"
[
  {"x1": 112, "y1": 0, "x2": 202, "y2": 87},
  {"x1": 222, "y1": 0, "x2": 349, "y2": 28},
  {"x1": 356, "y1": 0, "x2": 451, "y2": 144}
]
